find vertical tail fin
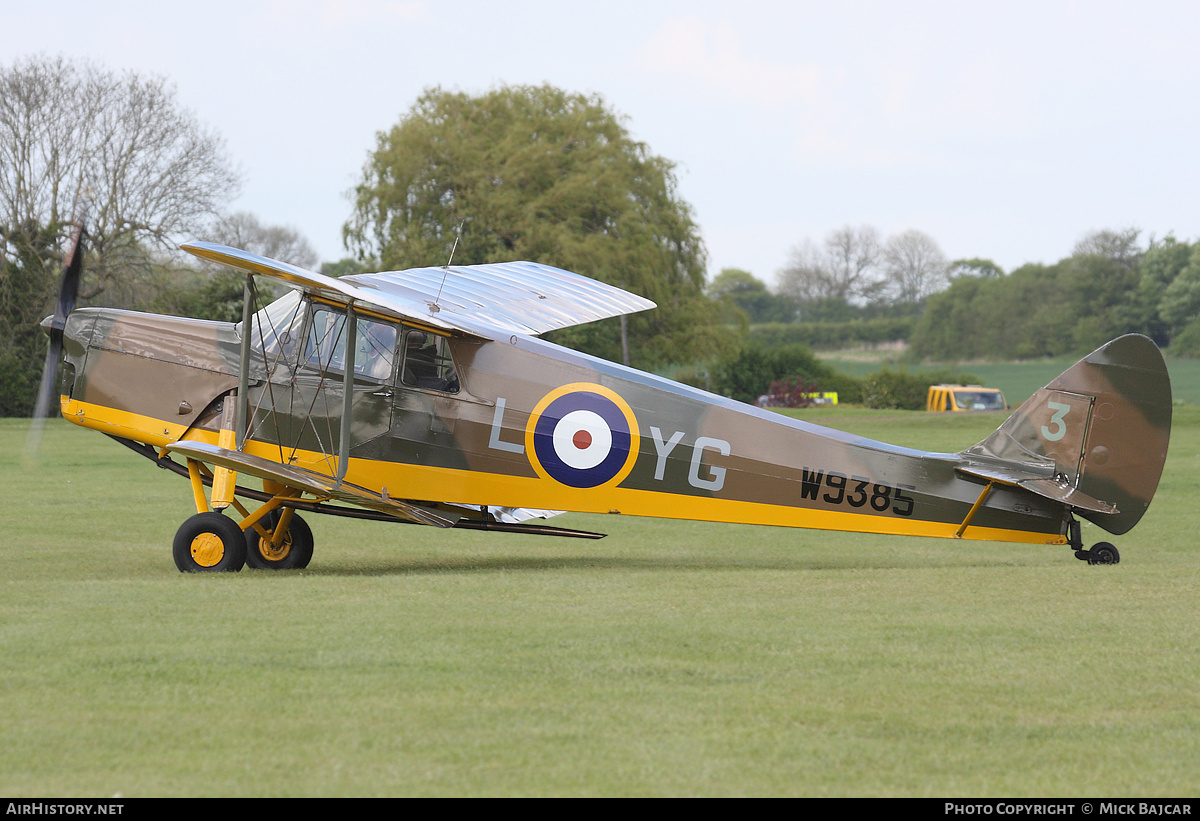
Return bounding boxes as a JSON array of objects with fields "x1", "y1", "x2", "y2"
[{"x1": 961, "y1": 335, "x2": 1171, "y2": 535}]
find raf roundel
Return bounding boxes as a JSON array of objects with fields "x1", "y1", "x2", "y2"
[{"x1": 526, "y1": 384, "x2": 640, "y2": 489}]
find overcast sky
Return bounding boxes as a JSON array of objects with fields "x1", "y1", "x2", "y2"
[{"x1": 5, "y1": 0, "x2": 1199, "y2": 285}]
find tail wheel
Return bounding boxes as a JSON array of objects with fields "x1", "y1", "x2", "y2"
[
  {"x1": 173, "y1": 512, "x2": 247, "y2": 573},
  {"x1": 245, "y1": 510, "x2": 314, "y2": 570},
  {"x1": 1088, "y1": 542, "x2": 1120, "y2": 565}
]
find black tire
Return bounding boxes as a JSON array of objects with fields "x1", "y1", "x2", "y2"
[
  {"x1": 1088, "y1": 542, "x2": 1121, "y2": 565},
  {"x1": 244, "y1": 510, "x2": 314, "y2": 570},
  {"x1": 173, "y1": 512, "x2": 247, "y2": 573}
]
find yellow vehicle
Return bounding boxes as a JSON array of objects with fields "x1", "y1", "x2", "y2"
[{"x1": 927, "y1": 384, "x2": 1007, "y2": 412}]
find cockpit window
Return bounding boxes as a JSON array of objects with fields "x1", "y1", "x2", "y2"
[
  {"x1": 301, "y1": 306, "x2": 401, "y2": 383},
  {"x1": 400, "y1": 329, "x2": 459, "y2": 393},
  {"x1": 303, "y1": 306, "x2": 348, "y2": 374},
  {"x1": 353, "y1": 318, "x2": 397, "y2": 382}
]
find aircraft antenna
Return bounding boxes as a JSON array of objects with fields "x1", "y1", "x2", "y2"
[{"x1": 432, "y1": 221, "x2": 464, "y2": 311}]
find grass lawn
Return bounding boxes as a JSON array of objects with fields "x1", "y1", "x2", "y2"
[{"x1": 1, "y1": 408, "x2": 1197, "y2": 797}]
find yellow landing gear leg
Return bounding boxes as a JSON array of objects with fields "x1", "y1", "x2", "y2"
[
  {"x1": 174, "y1": 456, "x2": 246, "y2": 573},
  {"x1": 242, "y1": 488, "x2": 314, "y2": 571},
  {"x1": 173, "y1": 395, "x2": 246, "y2": 572}
]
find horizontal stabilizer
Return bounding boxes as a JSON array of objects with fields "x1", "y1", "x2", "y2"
[{"x1": 955, "y1": 465, "x2": 1117, "y2": 515}]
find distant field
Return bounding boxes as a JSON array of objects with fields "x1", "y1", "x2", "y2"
[
  {"x1": 820, "y1": 353, "x2": 1200, "y2": 406},
  {"x1": 2, "y1": 413, "x2": 1198, "y2": 797}
]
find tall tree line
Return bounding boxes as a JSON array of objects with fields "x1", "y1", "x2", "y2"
[
  {"x1": 910, "y1": 231, "x2": 1200, "y2": 361},
  {"x1": 711, "y1": 225, "x2": 1200, "y2": 362}
]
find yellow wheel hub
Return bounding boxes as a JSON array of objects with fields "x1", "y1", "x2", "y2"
[
  {"x1": 256, "y1": 531, "x2": 292, "y2": 562},
  {"x1": 189, "y1": 533, "x2": 225, "y2": 568}
]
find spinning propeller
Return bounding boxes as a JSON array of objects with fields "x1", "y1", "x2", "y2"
[{"x1": 28, "y1": 203, "x2": 89, "y2": 452}]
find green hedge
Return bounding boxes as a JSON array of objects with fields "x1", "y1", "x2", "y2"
[{"x1": 748, "y1": 318, "x2": 915, "y2": 350}]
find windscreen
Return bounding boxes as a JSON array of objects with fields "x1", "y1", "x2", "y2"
[
  {"x1": 952, "y1": 390, "x2": 1005, "y2": 411},
  {"x1": 242, "y1": 290, "x2": 305, "y2": 361}
]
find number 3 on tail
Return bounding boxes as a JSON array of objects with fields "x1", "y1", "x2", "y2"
[{"x1": 1041, "y1": 401, "x2": 1070, "y2": 441}]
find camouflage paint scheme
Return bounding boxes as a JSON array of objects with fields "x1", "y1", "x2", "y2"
[{"x1": 55, "y1": 249, "x2": 1172, "y2": 554}]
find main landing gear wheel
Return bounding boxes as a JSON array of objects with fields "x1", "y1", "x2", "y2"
[
  {"x1": 245, "y1": 510, "x2": 314, "y2": 570},
  {"x1": 173, "y1": 512, "x2": 247, "y2": 573}
]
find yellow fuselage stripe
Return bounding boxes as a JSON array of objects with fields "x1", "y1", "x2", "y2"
[{"x1": 60, "y1": 397, "x2": 1067, "y2": 546}]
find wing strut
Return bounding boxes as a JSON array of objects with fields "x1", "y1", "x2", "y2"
[
  {"x1": 337, "y1": 306, "x2": 356, "y2": 483},
  {"x1": 236, "y1": 273, "x2": 254, "y2": 449}
]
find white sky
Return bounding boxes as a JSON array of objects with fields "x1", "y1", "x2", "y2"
[{"x1": 5, "y1": 0, "x2": 1199, "y2": 285}]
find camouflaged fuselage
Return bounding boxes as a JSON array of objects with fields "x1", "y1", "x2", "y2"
[{"x1": 57, "y1": 300, "x2": 1171, "y2": 545}]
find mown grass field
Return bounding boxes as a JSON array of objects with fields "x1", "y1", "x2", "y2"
[{"x1": 1, "y1": 407, "x2": 1198, "y2": 797}]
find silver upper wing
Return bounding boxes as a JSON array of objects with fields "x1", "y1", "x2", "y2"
[{"x1": 181, "y1": 242, "x2": 656, "y2": 338}]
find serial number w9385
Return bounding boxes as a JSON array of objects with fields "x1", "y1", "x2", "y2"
[{"x1": 800, "y1": 468, "x2": 916, "y2": 516}]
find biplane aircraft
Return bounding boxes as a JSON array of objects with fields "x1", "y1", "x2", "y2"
[{"x1": 39, "y1": 220, "x2": 1172, "y2": 571}]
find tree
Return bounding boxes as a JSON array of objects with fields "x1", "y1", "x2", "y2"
[
  {"x1": 1061, "y1": 246, "x2": 1144, "y2": 351},
  {"x1": 826, "y1": 224, "x2": 884, "y2": 302},
  {"x1": 1158, "y1": 244, "x2": 1200, "y2": 342},
  {"x1": 708, "y1": 267, "x2": 763, "y2": 300},
  {"x1": 777, "y1": 225, "x2": 884, "y2": 304},
  {"x1": 707, "y1": 267, "x2": 795, "y2": 324},
  {"x1": 0, "y1": 223, "x2": 58, "y2": 416},
  {"x1": 320, "y1": 258, "x2": 372, "y2": 278},
  {"x1": 344, "y1": 84, "x2": 729, "y2": 368},
  {"x1": 948, "y1": 258, "x2": 1004, "y2": 279},
  {"x1": 212, "y1": 212, "x2": 317, "y2": 269},
  {"x1": 174, "y1": 211, "x2": 319, "y2": 323},
  {"x1": 882, "y1": 229, "x2": 948, "y2": 305},
  {"x1": 166, "y1": 213, "x2": 320, "y2": 323},
  {"x1": 1135, "y1": 236, "x2": 1195, "y2": 345},
  {"x1": 775, "y1": 239, "x2": 828, "y2": 303},
  {"x1": 1, "y1": 55, "x2": 240, "y2": 295},
  {"x1": 910, "y1": 262, "x2": 1076, "y2": 361},
  {"x1": 0, "y1": 55, "x2": 241, "y2": 415},
  {"x1": 1073, "y1": 227, "x2": 1142, "y2": 268}
]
